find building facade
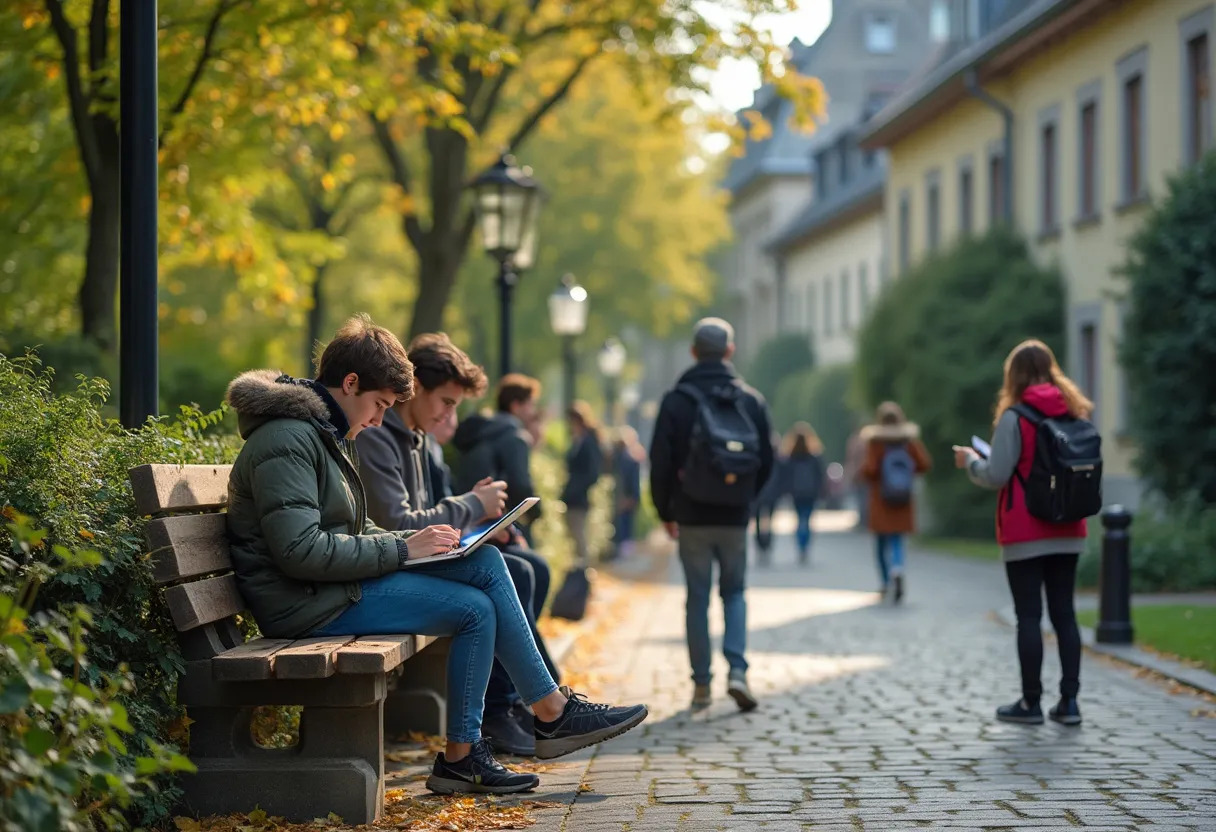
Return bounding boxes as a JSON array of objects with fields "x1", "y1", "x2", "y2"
[
  {"x1": 861, "y1": 0, "x2": 1213, "y2": 508},
  {"x1": 721, "y1": 0, "x2": 939, "y2": 360}
]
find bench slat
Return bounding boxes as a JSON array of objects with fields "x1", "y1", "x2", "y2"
[
  {"x1": 335, "y1": 635, "x2": 419, "y2": 675},
  {"x1": 273, "y1": 636, "x2": 355, "y2": 679},
  {"x1": 146, "y1": 513, "x2": 232, "y2": 585},
  {"x1": 130, "y1": 463, "x2": 231, "y2": 516},
  {"x1": 163, "y1": 574, "x2": 244, "y2": 631},
  {"x1": 211, "y1": 638, "x2": 294, "y2": 681}
]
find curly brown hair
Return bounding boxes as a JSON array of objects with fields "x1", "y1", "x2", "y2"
[
  {"x1": 315, "y1": 314, "x2": 413, "y2": 399},
  {"x1": 407, "y1": 332, "x2": 488, "y2": 396}
]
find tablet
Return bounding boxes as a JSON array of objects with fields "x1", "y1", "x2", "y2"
[
  {"x1": 971, "y1": 435, "x2": 992, "y2": 459},
  {"x1": 398, "y1": 497, "x2": 540, "y2": 568}
]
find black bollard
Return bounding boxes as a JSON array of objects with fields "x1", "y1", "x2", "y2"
[{"x1": 1096, "y1": 505, "x2": 1134, "y2": 644}]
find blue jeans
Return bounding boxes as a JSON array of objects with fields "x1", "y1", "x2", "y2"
[
  {"x1": 794, "y1": 500, "x2": 816, "y2": 552},
  {"x1": 314, "y1": 546, "x2": 557, "y2": 743},
  {"x1": 484, "y1": 547, "x2": 559, "y2": 714},
  {"x1": 678, "y1": 526, "x2": 748, "y2": 685},
  {"x1": 875, "y1": 533, "x2": 905, "y2": 586}
]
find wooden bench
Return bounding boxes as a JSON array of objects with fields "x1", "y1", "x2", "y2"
[{"x1": 129, "y1": 463, "x2": 450, "y2": 824}]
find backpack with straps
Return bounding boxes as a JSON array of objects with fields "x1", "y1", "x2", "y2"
[
  {"x1": 1010, "y1": 403, "x2": 1103, "y2": 523},
  {"x1": 676, "y1": 382, "x2": 763, "y2": 507},
  {"x1": 879, "y1": 443, "x2": 916, "y2": 506}
]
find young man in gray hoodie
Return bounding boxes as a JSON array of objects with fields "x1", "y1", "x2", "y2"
[{"x1": 356, "y1": 333, "x2": 559, "y2": 756}]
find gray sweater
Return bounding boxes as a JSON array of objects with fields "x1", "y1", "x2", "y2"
[
  {"x1": 966, "y1": 409, "x2": 1086, "y2": 562},
  {"x1": 355, "y1": 407, "x2": 484, "y2": 532}
]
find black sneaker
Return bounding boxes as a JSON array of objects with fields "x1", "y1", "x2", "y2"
[
  {"x1": 892, "y1": 573, "x2": 905, "y2": 604},
  {"x1": 1049, "y1": 697, "x2": 1082, "y2": 726},
  {"x1": 482, "y1": 707, "x2": 536, "y2": 756},
  {"x1": 533, "y1": 686, "x2": 648, "y2": 760},
  {"x1": 425, "y1": 739, "x2": 539, "y2": 795},
  {"x1": 996, "y1": 698, "x2": 1044, "y2": 725}
]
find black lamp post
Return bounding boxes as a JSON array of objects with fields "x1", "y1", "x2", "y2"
[
  {"x1": 597, "y1": 337, "x2": 627, "y2": 426},
  {"x1": 119, "y1": 0, "x2": 159, "y2": 428},
  {"x1": 548, "y1": 273, "x2": 589, "y2": 413},
  {"x1": 471, "y1": 154, "x2": 542, "y2": 379}
]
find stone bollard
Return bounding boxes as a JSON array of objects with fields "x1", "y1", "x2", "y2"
[{"x1": 1096, "y1": 505, "x2": 1134, "y2": 644}]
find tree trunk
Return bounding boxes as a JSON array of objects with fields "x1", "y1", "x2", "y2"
[
  {"x1": 408, "y1": 229, "x2": 466, "y2": 338},
  {"x1": 79, "y1": 127, "x2": 121, "y2": 352},
  {"x1": 305, "y1": 261, "x2": 329, "y2": 375}
]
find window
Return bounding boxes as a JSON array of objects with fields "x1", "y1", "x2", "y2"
[
  {"x1": 959, "y1": 165, "x2": 974, "y2": 235},
  {"x1": 930, "y1": 0, "x2": 951, "y2": 42},
  {"x1": 1079, "y1": 99, "x2": 1098, "y2": 218},
  {"x1": 898, "y1": 191, "x2": 911, "y2": 272},
  {"x1": 806, "y1": 283, "x2": 817, "y2": 333},
  {"x1": 1188, "y1": 32, "x2": 1212, "y2": 164},
  {"x1": 823, "y1": 278, "x2": 834, "y2": 336},
  {"x1": 926, "y1": 172, "x2": 941, "y2": 252},
  {"x1": 840, "y1": 269, "x2": 851, "y2": 331},
  {"x1": 839, "y1": 143, "x2": 851, "y2": 185},
  {"x1": 865, "y1": 13, "x2": 896, "y2": 54},
  {"x1": 1080, "y1": 323, "x2": 1097, "y2": 401},
  {"x1": 989, "y1": 152, "x2": 1006, "y2": 224},
  {"x1": 1117, "y1": 47, "x2": 1148, "y2": 203},
  {"x1": 815, "y1": 150, "x2": 831, "y2": 199},
  {"x1": 1041, "y1": 119, "x2": 1058, "y2": 232}
]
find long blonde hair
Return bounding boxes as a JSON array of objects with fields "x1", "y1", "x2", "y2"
[
  {"x1": 781, "y1": 421, "x2": 824, "y2": 456},
  {"x1": 994, "y1": 339, "x2": 1093, "y2": 427}
]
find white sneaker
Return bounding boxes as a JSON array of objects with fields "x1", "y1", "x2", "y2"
[{"x1": 726, "y1": 673, "x2": 758, "y2": 712}]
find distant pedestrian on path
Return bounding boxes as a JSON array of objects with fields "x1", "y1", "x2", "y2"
[
  {"x1": 650, "y1": 318, "x2": 774, "y2": 712},
  {"x1": 610, "y1": 426, "x2": 645, "y2": 560},
  {"x1": 752, "y1": 430, "x2": 783, "y2": 566},
  {"x1": 781, "y1": 422, "x2": 825, "y2": 565},
  {"x1": 860, "y1": 402, "x2": 931, "y2": 603},
  {"x1": 562, "y1": 401, "x2": 603, "y2": 566},
  {"x1": 953, "y1": 339, "x2": 1098, "y2": 727}
]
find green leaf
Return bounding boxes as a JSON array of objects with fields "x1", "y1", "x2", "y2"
[
  {"x1": 0, "y1": 677, "x2": 32, "y2": 714},
  {"x1": 23, "y1": 726, "x2": 56, "y2": 756}
]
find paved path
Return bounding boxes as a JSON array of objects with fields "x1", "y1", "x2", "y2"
[{"x1": 386, "y1": 513, "x2": 1216, "y2": 830}]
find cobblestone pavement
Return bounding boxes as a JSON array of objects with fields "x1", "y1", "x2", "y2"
[{"x1": 390, "y1": 514, "x2": 1216, "y2": 830}]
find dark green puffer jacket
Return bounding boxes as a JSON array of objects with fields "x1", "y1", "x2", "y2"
[{"x1": 225, "y1": 370, "x2": 405, "y2": 638}]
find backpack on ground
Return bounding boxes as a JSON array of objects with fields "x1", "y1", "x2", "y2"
[
  {"x1": 1010, "y1": 403, "x2": 1103, "y2": 523},
  {"x1": 879, "y1": 443, "x2": 916, "y2": 506},
  {"x1": 550, "y1": 566, "x2": 590, "y2": 621},
  {"x1": 676, "y1": 382, "x2": 763, "y2": 507}
]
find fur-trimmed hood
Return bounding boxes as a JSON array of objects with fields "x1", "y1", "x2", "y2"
[
  {"x1": 860, "y1": 422, "x2": 921, "y2": 443},
  {"x1": 226, "y1": 370, "x2": 331, "y2": 439}
]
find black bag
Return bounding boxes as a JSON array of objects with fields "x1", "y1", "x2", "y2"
[
  {"x1": 1010, "y1": 403, "x2": 1103, "y2": 523},
  {"x1": 549, "y1": 567, "x2": 590, "y2": 621},
  {"x1": 676, "y1": 382, "x2": 763, "y2": 507}
]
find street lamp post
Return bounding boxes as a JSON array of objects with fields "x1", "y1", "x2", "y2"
[
  {"x1": 597, "y1": 337, "x2": 627, "y2": 426},
  {"x1": 471, "y1": 154, "x2": 542, "y2": 379},
  {"x1": 548, "y1": 273, "x2": 589, "y2": 413}
]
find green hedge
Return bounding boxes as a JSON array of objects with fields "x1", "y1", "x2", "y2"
[
  {"x1": 745, "y1": 332, "x2": 815, "y2": 404},
  {"x1": 1078, "y1": 497, "x2": 1216, "y2": 592},
  {"x1": 1120, "y1": 152, "x2": 1216, "y2": 504},
  {"x1": 854, "y1": 227, "x2": 1067, "y2": 538},
  {"x1": 0, "y1": 353, "x2": 240, "y2": 826}
]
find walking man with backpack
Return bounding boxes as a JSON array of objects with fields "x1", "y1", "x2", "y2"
[
  {"x1": 860, "y1": 401, "x2": 932, "y2": 603},
  {"x1": 649, "y1": 318, "x2": 774, "y2": 712}
]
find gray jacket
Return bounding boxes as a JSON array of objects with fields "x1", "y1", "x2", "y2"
[
  {"x1": 355, "y1": 407, "x2": 484, "y2": 531},
  {"x1": 966, "y1": 409, "x2": 1087, "y2": 562}
]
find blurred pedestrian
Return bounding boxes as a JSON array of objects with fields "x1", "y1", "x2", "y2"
[
  {"x1": 611, "y1": 425, "x2": 645, "y2": 560},
  {"x1": 562, "y1": 400, "x2": 603, "y2": 566},
  {"x1": 781, "y1": 422, "x2": 825, "y2": 565}
]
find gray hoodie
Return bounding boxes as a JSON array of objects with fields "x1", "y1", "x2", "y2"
[{"x1": 355, "y1": 407, "x2": 484, "y2": 531}]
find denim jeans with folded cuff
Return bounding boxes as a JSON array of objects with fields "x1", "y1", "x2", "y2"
[{"x1": 314, "y1": 545, "x2": 558, "y2": 743}]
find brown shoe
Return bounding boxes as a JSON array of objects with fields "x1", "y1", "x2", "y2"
[{"x1": 691, "y1": 684, "x2": 711, "y2": 711}]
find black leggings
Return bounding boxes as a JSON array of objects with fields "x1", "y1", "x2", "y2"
[{"x1": 1004, "y1": 553, "x2": 1082, "y2": 704}]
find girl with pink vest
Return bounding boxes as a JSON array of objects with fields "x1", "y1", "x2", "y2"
[{"x1": 954, "y1": 340, "x2": 1093, "y2": 727}]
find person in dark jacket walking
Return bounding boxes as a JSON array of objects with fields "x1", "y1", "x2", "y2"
[
  {"x1": 454, "y1": 374, "x2": 543, "y2": 541},
  {"x1": 649, "y1": 318, "x2": 774, "y2": 712},
  {"x1": 610, "y1": 426, "x2": 645, "y2": 560},
  {"x1": 562, "y1": 401, "x2": 603, "y2": 565},
  {"x1": 356, "y1": 333, "x2": 560, "y2": 757},
  {"x1": 781, "y1": 422, "x2": 825, "y2": 565},
  {"x1": 225, "y1": 315, "x2": 647, "y2": 795},
  {"x1": 953, "y1": 339, "x2": 1092, "y2": 727}
]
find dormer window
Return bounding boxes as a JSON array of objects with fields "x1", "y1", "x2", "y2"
[{"x1": 865, "y1": 13, "x2": 896, "y2": 54}]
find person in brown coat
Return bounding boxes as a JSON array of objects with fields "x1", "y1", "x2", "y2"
[{"x1": 860, "y1": 401, "x2": 931, "y2": 602}]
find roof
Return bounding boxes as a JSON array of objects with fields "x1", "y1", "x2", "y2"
[
  {"x1": 858, "y1": 0, "x2": 1105, "y2": 148},
  {"x1": 767, "y1": 157, "x2": 886, "y2": 254}
]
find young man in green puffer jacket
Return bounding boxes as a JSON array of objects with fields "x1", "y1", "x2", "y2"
[{"x1": 224, "y1": 314, "x2": 647, "y2": 796}]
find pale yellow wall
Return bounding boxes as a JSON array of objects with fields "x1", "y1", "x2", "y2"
[
  {"x1": 783, "y1": 207, "x2": 886, "y2": 366},
  {"x1": 881, "y1": 0, "x2": 1211, "y2": 503}
]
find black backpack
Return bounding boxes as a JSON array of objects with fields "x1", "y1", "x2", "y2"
[
  {"x1": 676, "y1": 382, "x2": 763, "y2": 507},
  {"x1": 1009, "y1": 403, "x2": 1103, "y2": 523}
]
